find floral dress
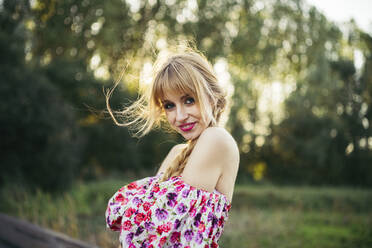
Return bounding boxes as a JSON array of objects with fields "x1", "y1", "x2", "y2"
[{"x1": 105, "y1": 173, "x2": 231, "y2": 248}]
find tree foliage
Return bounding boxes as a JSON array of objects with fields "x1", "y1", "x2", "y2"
[
  {"x1": 1, "y1": 0, "x2": 371, "y2": 190},
  {"x1": 0, "y1": 0, "x2": 81, "y2": 191}
]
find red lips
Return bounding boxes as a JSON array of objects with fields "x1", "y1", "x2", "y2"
[{"x1": 179, "y1": 122, "x2": 196, "y2": 132}]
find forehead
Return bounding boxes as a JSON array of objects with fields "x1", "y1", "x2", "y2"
[{"x1": 153, "y1": 62, "x2": 198, "y2": 105}]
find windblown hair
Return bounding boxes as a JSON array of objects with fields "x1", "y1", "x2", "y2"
[{"x1": 106, "y1": 48, "x2": 226, "y2": 181}]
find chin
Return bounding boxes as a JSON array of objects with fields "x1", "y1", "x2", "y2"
[
  {"x1": 182, "y1": 134, "x2": 198, "y2": 140},
  {"x1": 180, "y1": 129, "x2": 203, "y2": 141}
]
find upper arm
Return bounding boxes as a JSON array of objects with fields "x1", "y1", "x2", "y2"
[
  {"x1": 181, "y1": 127, "x2": 239, "y2": 192},
  {"x1": 156, "y1": 144, "x2": 186, "y2": 175}
]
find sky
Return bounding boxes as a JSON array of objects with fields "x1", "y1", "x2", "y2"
[{"x1": 306, "y1": 0, "x2": 372, "y2": 33}]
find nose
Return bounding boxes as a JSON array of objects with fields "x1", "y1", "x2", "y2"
[{"x1": 176, "y1": 106, "x2": 188, "y2": 122}]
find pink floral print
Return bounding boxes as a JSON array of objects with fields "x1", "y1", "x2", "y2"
[{"x1": 105, "y1": 174, "x2": 231, "y2": 247}]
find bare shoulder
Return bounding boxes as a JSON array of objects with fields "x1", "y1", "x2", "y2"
[
  {"x1": 191, "y1": 127, "x2": 239, "y2": 200},
  {"x1": 181, "y1": 127, "x2": 239, "y2": 192},
  {"x1": 197, "y1": 127, "x2": 239, "y2": 160}
]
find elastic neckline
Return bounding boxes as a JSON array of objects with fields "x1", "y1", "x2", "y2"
[{"x1": 170, "y1": 175, "x2": 232, "y2": 206}]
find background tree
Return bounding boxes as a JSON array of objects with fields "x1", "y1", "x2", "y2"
[
  {"x1": 1, "y1": 0, "x2": 371, "y2": 191},
  {"x1": 0, "y1": 0, "x2": 81, "y2": 191}
]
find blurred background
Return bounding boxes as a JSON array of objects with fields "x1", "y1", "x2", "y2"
[{"x1": 0, "y1": 0, "x2": 371, "y2": 247}]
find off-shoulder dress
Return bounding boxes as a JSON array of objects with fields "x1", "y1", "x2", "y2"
[{"x1": 105, "y1": 173, "x2": 231, "y2": 248}]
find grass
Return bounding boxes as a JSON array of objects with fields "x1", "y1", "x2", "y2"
[
  {"x1": 1, "y1": 180, "x2": 371, "y2": 248},
  {"x1": 221, "y1": 185, "x2": 372, "y2": 248}
]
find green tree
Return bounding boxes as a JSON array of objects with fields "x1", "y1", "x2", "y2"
[
  {"x1": 265, "y1": 30, "x2": 372, "y2": 186},
  {"x1": 0, "y1": 0, "x2": 81, "y2": 191}
]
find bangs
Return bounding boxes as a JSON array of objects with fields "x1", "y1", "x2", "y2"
[{"x1": 153, "y1": 63, "x2": 197, "y2": 104}]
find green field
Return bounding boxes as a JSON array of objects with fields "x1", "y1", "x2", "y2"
[{"x1": 1, "y1": 180, "x2": 371, "y2": 248}]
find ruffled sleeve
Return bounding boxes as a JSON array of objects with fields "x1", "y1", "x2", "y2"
[{"x1": 105, "y1": 176, "x2": 156, "y2": 231}]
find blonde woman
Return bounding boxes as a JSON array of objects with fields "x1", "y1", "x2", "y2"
[{"x1": 105, "y1": 48, "x2": 239, "y2": 247}]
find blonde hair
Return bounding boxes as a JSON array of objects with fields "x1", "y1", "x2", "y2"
[{"x1": 106, "y1": 48, "x2": 226, "y2": 181}]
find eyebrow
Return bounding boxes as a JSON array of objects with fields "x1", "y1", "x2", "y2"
[
  {"x1": 180, "y1": 94, "x2": 191, "y2": 101},
  {"x1": 161, "y1": 94, "x2": 191, "y2": 104}
]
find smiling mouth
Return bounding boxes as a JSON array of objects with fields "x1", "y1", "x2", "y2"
[{"x1": 179, "y1": 122, "x2": 196, "y2": 132}]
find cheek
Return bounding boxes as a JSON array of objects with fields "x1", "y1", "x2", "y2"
[
  {"x1": 191, "y1": 105, "x2": 202, "y2": 119},
  {"x1": 192, "y1": 105, "x2": 210, "y2": 126},
  {"x1": 165, "y1": 112, "x2": 175, "y2": 125}
]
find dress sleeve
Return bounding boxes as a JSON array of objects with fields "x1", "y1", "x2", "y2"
[
  {"x1": 105, "y1": 186, "x2": 128, "y2": 231},
  {"x1": 105, "y1": 177, "x2": 152, "y2": 231}
]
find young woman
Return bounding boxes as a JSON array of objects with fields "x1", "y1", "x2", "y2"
[{"x1": 105, "y1": 48, "x2": 239, "y2": 247}]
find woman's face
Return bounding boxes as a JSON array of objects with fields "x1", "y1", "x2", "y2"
[{"x1": 162, "y1": 91, "x2": 208, "y2": 140}]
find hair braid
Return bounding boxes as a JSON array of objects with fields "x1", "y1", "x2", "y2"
[{"x1": 160, "y1": 139, "x2": 198, "y2": 182}]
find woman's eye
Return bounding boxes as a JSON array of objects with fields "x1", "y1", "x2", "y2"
[
  {"x1": 163, "y1": 103, "x2": 174, "y2": 110},
  {"x1": 185, "y1": 97, "x2": 195, "y2": 105}
]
